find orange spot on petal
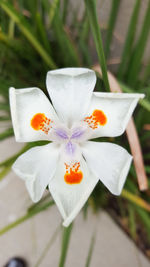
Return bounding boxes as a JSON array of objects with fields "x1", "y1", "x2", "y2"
[
  {"x1": 31, "y1": 113, "x2": 46, "y2": 130},
  {"x1": 64, "y1": 169, "x2": 83, "y2": 184},
  {"x1": 92, "y1": 109, "x2": 107, "y2": 126}
]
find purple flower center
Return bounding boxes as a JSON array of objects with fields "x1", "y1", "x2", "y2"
[
  {"x1": 65, "y1": 141, "x2": 75, "y2": 155},
  {"x1": 55, "y1": 129, "x2": 68, "y2": 139},
  {"x1": 71, "y1": 129, "x2": 84, "y2": 139}
]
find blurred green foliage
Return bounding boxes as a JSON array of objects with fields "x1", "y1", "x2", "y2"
[{"x1": 0, "y1": 0, "x2": 150, "y2": 265}]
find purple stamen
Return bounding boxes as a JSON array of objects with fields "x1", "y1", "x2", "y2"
[
  {"x1": 66, "y1": 141, "x2": 75, "y2": 155},
  {"x1": 71, "y1": 129, "x2": 84, "y2": 139},
  {"x1": 55, "y1": 129, "x2": 68, "y2": 139}
]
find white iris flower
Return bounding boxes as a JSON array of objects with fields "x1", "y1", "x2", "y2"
[{"x1": 9, "y1": 68, "x2": 144, "y2": 227}]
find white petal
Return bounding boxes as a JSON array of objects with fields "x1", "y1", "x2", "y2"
[
  {"x1": 49, "y1": 153, "x2": 98, "y2": 227},
  {"x1": 82, "y1": 141, "x2": 132, "y2": 195},
  {"x1": 84, "y1": 92, "x2": 144, "y2": 138},
  {"x1": 12, "y1": 143, "x2": 59, "y2": 202},
  {"x1": 9, "y1": 87, "x2": 59, "y2": 142},
  {"x1": 46, "y1": 68, "x2": 96, "y2": 127}
]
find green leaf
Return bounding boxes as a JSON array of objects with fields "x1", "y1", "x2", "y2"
[
  {"x1": 0, "y1": 200, "x2": 54, "y2": 236},
  {"x1": 117, "y1": 0, "x2": 141, "y2": 79},
  {"x1": 0, "y1": 102, "x2": 9, "y2": 110},
  {"x1": 128, "y1": 204, "x2": 136, "y2": 240},
  {"x1": 0, "y1": 165, "x2": 11, "y2": 181},
  {"x1": 105, "y1": 0, "x2": 121, "y2": 59},
  {"x1": 52, "y1": 7, "x2": 80, "y2": 66},
  {"x1": 127, "y1": 0, "x2": 150, "y2": 86},
  {"x1": 121, "y1": 189, "x2": 150, "y2": 212},
  {"x1": 34, "y1": 224, "x2": 61, "y2": 267},
  {"x1": 0, "y1": 0, "x2": 56, "y2": 69},
  {"x1": 35, "y1": 12, "x2": 52, "y2": 54},
  {"x1": 59, "y1": 223, "x2": 73, "y2": 267},
  {"x1": 135, "y1": 207, "x2": 150, "y2": 240},
  {"x1": 62, "y1": 0, "x2": 69, "y2": 24},
  {"x1": 0, "y1": 116, "x2": 10, "y2": 121},
  {"x1": 85, "y1": 232, "x2": 96, "y2": 267},
  {"x1": 85, "y1": 0, "x2": 110, "y2": 91},
  {"x1": 119, "y1": 82, "x2": 150, "y2": 112},
  {"x1": 0, "y1": 128, "x2": 13, "y2": 141}
]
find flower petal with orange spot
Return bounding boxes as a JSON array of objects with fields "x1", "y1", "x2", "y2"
[
  {"x1": 92, "y1": 109, "x2": 107, "y2": 126},
  {"x1": 31, "y1": 113, "x2": 52, "y2": 134},
  {"x1": 64, "y1": 170, "x2": 83, "y2": 184},
  {"x1": 84, "y1": 109, "x2": 107, "y2": 129},
  {"x1": 31, "y1": 113, "x2": 46, "y2": 130},
  {"x1": 64, "y1": 161, "x2": 83, "y2": 184}
]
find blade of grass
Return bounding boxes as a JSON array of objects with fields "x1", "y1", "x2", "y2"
[
  {"x1": 85, "y1": 0, "x2": 110, "y2": 91},
  {"x1": 0, "y1": 0, "x2": 56, "y2": 69},
  {"x1": 62, "y1": 0, "x2": 69, "y2": 24},
  {"x1": 0, "y1": 116, "x2": 10, "y2": 121},
  {"x1": 8, "y1": 18, "x2": 15, "y2": 39},
  {"x1": 121, "y1": 189, "x2": 150, "y2": 212},
  {"x1": 59, "y1": 223, "x2": 73, "y2": 267},
  {"x1": 105, "y1": 0, "x2": 121, "y2": 59},
  {"x1": 78, "y1": 11, "x2": 92, "y2": 66},
  {"x1": 49, "y1": 0, "x2": 60, "y2": 26},
  {"x1": 52, "y1": 9, "x2": 80, "y2": 66},
  {"x1": 0, "y1": 102, "x2": 9, "y2": 110},
  {"x1": 0, "y1": 128, "x2": 14, "y2": 141},
  {"x1": 117, "y1": 0, "x2": 141, "y2": 79},
  {"x1": 127, "y1": 0, "x2": 150, "y2": 86},
  {"x1": 85, "y1": 232, "x2": 96, "y2": 267},
  {"x1": 34, "y1": 224, "x2": 61, "y2": 267},
  {"x1": 119, "y1": 81, "x2": 150, "y2": 112},
  {"x1": 0, "y1": 200, "x2": 54, "y2": 236},
  {"x1": 35, "y1": 12, "x2": 52, "y2": 54},
  {"x1": 0, "y1": 165, "x2": 11, "y2": 181},
  {"x1": 142, "y1": 61, "x2": 150, "y2": 85},
  {"x1": 135, "y1": 207, "x2": 150, "y2": 240},
  {"x1": 128, "y1": 204, "x2": 137, "y2": 240}
]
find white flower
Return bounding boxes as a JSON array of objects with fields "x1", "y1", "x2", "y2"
[{"x1": 9, "y1": 68, "x2": 144, "y2": 227}]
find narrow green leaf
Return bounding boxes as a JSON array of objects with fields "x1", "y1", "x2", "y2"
[
  {"x1": 0, "y1": 116, "x2": 10, "y2": 121},
  {"x1": 0, "y1": 0, "x2": 56, "y2": 69},
  {"x1": 0, "y1": 200, "x2": 54, "y2": 236},
  {"x1": 128, "y1": 204, "x2": 136, "y2": 240},
  {"x1": 119, "y1": 82, "x2": 150, "y2": 112},
  {"x1": 105, "y1": 0, "x2": 121, "y2": 59},
  {"x1": 121, "y1": 189, "x2": 150, "y2": 212},
  {"x1": 49, "y1": 0, "x2": 60, "y2": 26},
  {"x1": 143, "y1": 61, "x2": 150, "y2": 85},
  {"x1": 145, "y1": 166, "x2": 150, "y2": 174},
  {"x1": 34, "y1": 225, "x2": 60, "y2": 267},
  {"x1": 52, "y1": 8, "x2": 80, "y2": 66},
  {"x1": 8, "y1": 18, "x2": 15, "y2": 39},
  {"x1": 135, "y1": 207, "x2": 150, "y2": 240},
  {"x1": 85, "y1": 0, "x2": 110, "y2": 91},
  {"x1": 117, "y1": 0, "x2": 141, "y2": 79},
  {"x1": 59, "y1": 223, "x2": 73, "y2": 267},
  {"x1": 78, "y1": 16, "x2": 92, "y2": 66},
  {"x1": 0, "y1": 128, "x2": 13, "y2": 141},
  {"x1": 0, "y1": 102, "x2": 9, "y2": 110},
  {"x1": 85, "y1": 232, "x2": 96, "y2": 267},
  {"x1": 62, "y1": 0, "x2": 69, "y2": 24},
  {"x1": 127, "y1": 0, "x2": 150, "y2": 86},
  {"x1": 35, "y1": 12, "x2": 52, "y2": 54},
  {"x1": 0, "y1": 165, "x2": 11, "y2": 181}
]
